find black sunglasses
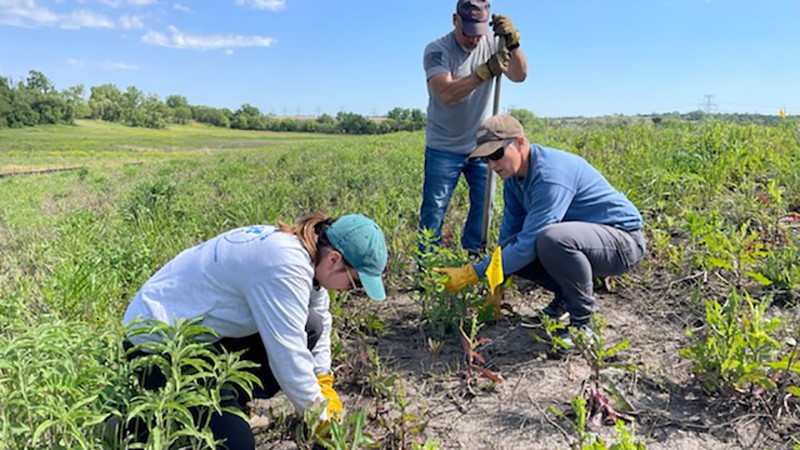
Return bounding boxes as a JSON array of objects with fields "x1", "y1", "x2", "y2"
[{"x1": 481, "y1": 139, "x2": 513, "y2": 163}]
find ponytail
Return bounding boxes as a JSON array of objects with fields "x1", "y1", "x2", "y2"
[{"x1": 277, "y1": 211, "x2": 335, "y2": 264}]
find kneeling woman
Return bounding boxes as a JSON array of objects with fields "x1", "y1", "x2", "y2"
[{"x1": 123, "y1": 212, "x2": 387, "y2": 449}]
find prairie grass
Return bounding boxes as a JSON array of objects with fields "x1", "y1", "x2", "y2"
[{"x1": 2, "y1": 118, "x2": 800, "y2": 448}]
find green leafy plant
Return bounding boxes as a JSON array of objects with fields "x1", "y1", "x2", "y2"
[
  {"x1": 414, "y1": 229, "x2": 483, "y2": 338},
  {"x1": 570, "y1": 317, "x2": 637, "y2": 425},
  {"x1": 524, "y1": 311, "x2": 568, "y2": 354},
  {"x1": 548, "y1": 396, "x2": 646, "y2": 450},
  {"x1": 294, "y1": 401, "x2": 329, "y2": 450},
  {"x1": 381, "y1": 380, "x2": 428, "y2": 450},
  {"x1": 295, "y1": 404, "x2": 379, "y2": 450},
  {"x1": 364, "y1": 345, "x2": 397, "y2": 415},
  {"x1": 324, "y1": 409, "x2": 379, "y2": 450},
  {"x1": 121, "y1": 318, "x2": 262, "y2": 449},
  {"x1": 0, "y1": 322, "x2": 117, "y2": 449},
  {"x1": 412, "y1": 438, "x2": 441, "y2": 450},
  {"x1": 680, "y1": 289, "x2": 784, "y2": 394}
]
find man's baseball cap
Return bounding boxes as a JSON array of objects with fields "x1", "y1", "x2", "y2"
[
  {"x1": 326, "y1": 215, "x2": 388, "y2": 301},
  {"x1": 456, "y1": 0, "x2": 491, "y2": 36},
  {"x1": 469, "y1": 115, "x2": 525, "y2": 159}
]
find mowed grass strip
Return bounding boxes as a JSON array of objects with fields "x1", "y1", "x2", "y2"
[{"x1": 0, "y1": 119, "x2": 345, "y2": 169}]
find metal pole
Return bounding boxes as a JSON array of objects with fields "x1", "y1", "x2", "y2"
[{"x1": 479, "y1": 38, "x2": 504, "y2": 249}]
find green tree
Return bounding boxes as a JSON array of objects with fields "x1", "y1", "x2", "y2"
[
  {"x1": 172, "y1": 106, "x2": 192, "y2": 124},
  {"x1": 336, "y1": 111, "x2": 376, "y2": 134},
  {"x1": 62, "y1": 84, "x2": 90, "y2": 119},
  {"x1": 89, "y1": 84, "x2": 124, "y2": 122},
  {"x1": 25, "y1": 70, "x2": 54, "y2": 94},
  {"x1": 387, "y1": 107, "x2": 411, "y2": 121},
  {"x1": 166, "y1": 94, "x2": 188, "y2": 109},
  {"x1": 236, "y1": 103, "x2": 260, "y2": 117},
  {"x1": 0, "y1": 76, "x2": 13, "y2": 127}
]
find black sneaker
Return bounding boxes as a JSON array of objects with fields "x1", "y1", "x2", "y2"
[
  {"x1": 556, "y1": 323, "x2": 594, "y2": 351},
  {"x1": 521, "y1": 301, "x2": 568, "y2": 330},
  {"x1": 542, "y1": 302, "x2": 569, "y2": 321}
]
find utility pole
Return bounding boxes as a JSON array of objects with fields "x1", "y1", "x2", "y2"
[{"x1": 700, "y1": 94, "x2": 718, "y2": 114}]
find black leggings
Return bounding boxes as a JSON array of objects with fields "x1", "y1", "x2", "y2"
[{"x1": 124, "y1": 311, "x2": 323, "y2": 450}]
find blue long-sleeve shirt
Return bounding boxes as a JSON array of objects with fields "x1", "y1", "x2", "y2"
[{"x1": 473, "y1": 144, "x2": 643, "y2": 277}]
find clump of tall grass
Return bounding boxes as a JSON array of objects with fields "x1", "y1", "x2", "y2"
[{"x1": 0, "y1": 318, "x2": 261, "y2": 449}]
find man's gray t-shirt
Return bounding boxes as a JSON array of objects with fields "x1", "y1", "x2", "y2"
[{"x1": 424, "y1": 31, "x2": 498, "y2": 155}]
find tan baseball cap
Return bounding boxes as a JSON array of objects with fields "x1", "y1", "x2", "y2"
[{"x1": 469, "y1": 115, "x2": 525, "y2": 159}]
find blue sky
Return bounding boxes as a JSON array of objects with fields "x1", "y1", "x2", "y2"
[{"x1": 1, "y1": 0, "x2": 798, "y2": 117}]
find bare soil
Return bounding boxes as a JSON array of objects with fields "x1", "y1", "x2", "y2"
[{"x1": 251, "y1": 274, "x2": 796, "y2": 449}]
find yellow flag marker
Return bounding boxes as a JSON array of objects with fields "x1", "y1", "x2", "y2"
[
  {"x1": 486, "y1": 246, "x2": 504, "y2": 295},
  {"x1": 781, "y1": 108, "x2": 786, "y2": 119}
]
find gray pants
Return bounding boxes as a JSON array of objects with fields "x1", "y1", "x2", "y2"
[{"x1": 515, "y1": 222, "x2": 646, "y2": 325}]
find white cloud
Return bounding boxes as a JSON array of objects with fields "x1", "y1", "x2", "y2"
[
  {"x1": 76, "y1": 0, "x2": 155, "y2": 8},
  {"x1": 96, "y1": 0, "x2": 122, "y2": 7},
  {"x1": 67, "y1": 58, "x2": 86, "y2": 67},
  {"x1": 0, "y1": 0, "x2": 114, "y2": 28},
  {"x1": 142, "y1": 25, "x2": 275, "y2": 50},
  {"x1": 66, "y1": 58, "x2": 138, "y2": 70},
  {"x1": 61, "y1": 9, "x2": 113, "y2": 28},
  {"x1": 100, "y1": 60, "x2": 138, "y2": 70},
  {"x1": 172, "y1": 3, "x2": 190, "y2": 12},
  {"x1": 0, "y1": 0, "x2": 60, "y2": 27},
  {"x1": 235, "y1": 0, "x2": 285, "y2": 12},
  {"x1": 119, "y1": 13, "x2": 142, "y2": 28}
]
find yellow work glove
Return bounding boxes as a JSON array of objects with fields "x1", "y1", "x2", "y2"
[
  {"x1": 475, "y1": 48, "x2": 510, "y2": 81},
  {"x1": 317, "y1": 374, "x2": 342, "y2": 420},
  {"x1": 491, "y1": 14, "x2": 521, "y2": 49},
  {"x1": 433, "y1": 264, "x2": 479, "y2": 292}
]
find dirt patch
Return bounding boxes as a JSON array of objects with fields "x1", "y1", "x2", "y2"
[
  {"x1": 0, "y1": 165, "x2": 83, "y2": 178},
  {"x1": 249, "y1": 276, "x2": 786, "y2": 449}
]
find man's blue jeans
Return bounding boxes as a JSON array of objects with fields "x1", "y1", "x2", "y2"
[{"x1": 418, "y1": 146, "x2": 491, "y2": 253}]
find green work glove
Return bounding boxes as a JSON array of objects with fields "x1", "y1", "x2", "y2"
[
  {"x1": 317, "y1": 374, "x2": 342, "y2": 420},
  {"x1": 433, "y1": 264, "x2": 479, "y2": 292},
  {"x1": 475, "y1": 48, "x2": 510, "y2": 81},
  {"x1": 491, "y1": 14, "x2": 520, "y2": 49}
]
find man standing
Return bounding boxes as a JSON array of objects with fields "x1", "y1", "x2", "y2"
[
  {"x1": 419, "y1": 0, "x2": 527, "y2": 256},
  {"x1": 436, "y1": 115, "x2": 646, "y2": 347}
]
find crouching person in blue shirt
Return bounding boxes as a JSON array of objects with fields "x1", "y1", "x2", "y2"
[
  {"x1": 123, "y1": 212, "x2": 387, "y2": 449},
  {"x1": 435, "y1": 115, "x2": 645, "y2": 348}
]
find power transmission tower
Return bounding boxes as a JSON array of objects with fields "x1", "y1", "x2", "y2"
[{"x1": 700, "y1": 94, "x2": 718, "y2": 113}]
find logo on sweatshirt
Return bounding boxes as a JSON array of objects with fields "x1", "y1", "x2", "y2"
[{"x1": 224, "y1": 226, "x2": 275, "y2": 244}]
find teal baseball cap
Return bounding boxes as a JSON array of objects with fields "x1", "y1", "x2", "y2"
[{"x1": 326, "y1": 215, "x2": 388, "y2": 301}]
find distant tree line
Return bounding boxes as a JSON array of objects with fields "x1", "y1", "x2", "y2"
[
  {"x1": 0, "y1": 71, "x2": 88, "y2": 128},
  {"x1": 543, "y1": 110, "x2": 794, "y2": 128},
  {"x1": 648, "y1": 110, "x2": 791, "y2": 126},
  {"x1": 1, "y1": 69, "x2": 427, "y2": 134}
]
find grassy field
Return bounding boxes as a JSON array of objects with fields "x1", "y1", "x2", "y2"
[
  {"x1": 2, "y1": 119, "x2": 800, "y2": 449},
  {"x1": 0, "y1": 119, "x2": 342, "y2": 175}
]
